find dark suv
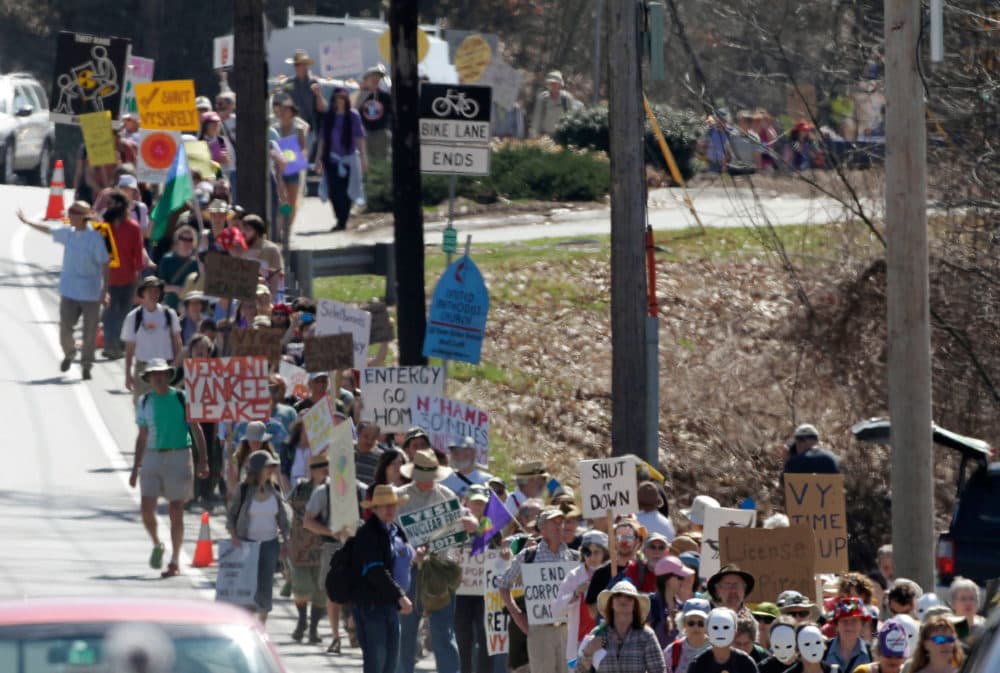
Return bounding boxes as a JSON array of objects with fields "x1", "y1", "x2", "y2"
[{"x1": 852, "y1": 418, "x2": 996, "y2": 585}]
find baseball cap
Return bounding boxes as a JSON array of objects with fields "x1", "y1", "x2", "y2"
[{"x1": 878, "y1": 621, "x2": 910, "y2": 658}]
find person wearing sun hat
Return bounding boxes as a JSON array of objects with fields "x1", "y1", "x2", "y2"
[
  {"x1": 505, "y1": 460, "x2": 551, "y2": 516},
  {"x1": 355, "y1": 63, "x2": 392, "y2": 162},
  {"x1": 649, "y1": 555, "x2": 697, "y2": 647},
  {"x1": 708, "y1": 564, "x2": 756, "y2": 620},
  {"x1": 680, "y1": 495, "x2": 720, "y2": 532},
  {"x1": 280, "y1": 49, "x2": 328, "y2": 141},
  {"x1": 823, "y1": 596, "x2": 873, "y2": 671},
  {"x1": 663, "y1": 598, "x2": 713, "y2": 673},
  {"x1": 776, "y1": 590, "x2": 821, "y2": 623},
  {"x1": 578, "y1": 580, "x2": 665, "y2": 673},
  {"x1": 287, "y1": 451, "x2": 331, "y2": 644},
  {"x1": 750, "y1": 602, "x2": 781, "y2": 649},
  {"x1": 530, "y1": 69, "x2": 582, "y2": 138},
  {"x1": 123, "y1": 276, "x2": 183, "y2": 403}
]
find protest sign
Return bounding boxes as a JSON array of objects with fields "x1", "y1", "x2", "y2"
[
  {"x1": 424, "y1": 254, "x2": 490, "y2": 364},
  {"x1": 137, "y1": 130, "x2": 180, "y2": 183},
  {"x1": 720, "y1": 525, "x2": 817, "y2": 602},
  {"x1": 486, "y1": 59, "x2": 523, "y2": 110},
  {"x1": 456, "y1": 548, "x2": 500, "y2": 596},
  {"x1": 700, "y1": 506, "x2": 757, "y2": 579},
  {"x1": 522, "y1": 562, "x2": 577, "y2": 625},
  {"x1": 183, "y1": 140, "x2": 214, "y2": 179},
  {"x1": 362, "y1": 300, "x2": 394, "y2": 343},
  {"x1": 328, "y1": 421, "x2": 359, "y2": 534},
  {"x1": 91, "y1": 221, "x2": 120, "y2": 269},
  {"x1": 203, "y1": 252, "x2": 259, "y2": 301},
  {"x1": 135, "y1": 79, "x2": 199, "y2": 131},
  {"x1": 320, "y1": 37, "x2": 364, "y2": 78},
  {"x1": 279, "y1": 360, "x2": 310, "y2": 400},
  {"x1": 213, "y1": 34, "x2": 234, "y2": 70},
  {"x1": 453, "y1": 33, "x2": 493, "y2": 83},
  {"x1": 120, "y1": 55, "x2": 154, "y2": 120},
  {"x1": 215, "y1": 540, "x2": 259, "y2": 607},
  {"x1": 303, "y1": 334, "x2": 355, "y2": 373},
  {"x1": 579, "y1": 457, "x2": 639, "y2": 518},
  {"x1": 79, "y1": 111, "x2": 116, "y2": 166},
  {"x1": 315, "y1": 299, "x2": 372, "y2": 370},
  {"x1": 361, "y1": 366, "x2": 445, "y2": 432},
  {"x1": 231, "y1": 327, "x2": 284, "y2": 368},
  {"x1": 485, "y1": 555, "x2": 515, "y2": 655},
  {"x1": 302, "y1": 394, "x2": 339, "y2": 455},
  {"x1": 399, "y1": 498, "x2": 465, "y2": 550},
  {"x1": 783, "y1": 473, "x2": 849, "y2": 573},
  {"x1": 50, "y1": 31, "x2": 131, "y2": 124},
  {"x1": 278, "y1": 135, "x2": 308, "y2": 176},
  {"x1": 184, "y1": 356, "x2": 270, "y2": 423},
  {"x1": 410, "y1": 395, "x2": 490, "y2": 465}
]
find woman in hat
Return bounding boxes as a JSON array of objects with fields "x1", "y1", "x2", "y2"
[
  {"x1": 663, "y1": 598, "x2": 712, "y2": 673},
  {"x1": 823, "y1": 597, "x2": 872, "y2": 672},
  {"x1": 226, "y1": 450, "x2": 291, "y2": 623},
  {"x1": 315, "y1": 86, "x2": 367, "y2": 232},
  {"x1": 649, "y1": 556, "x2": 696, "y2": 647},
  {"x1": 908, "y1": 615, "x2": 964, "y2": 673},
  {"x1": 555, "y1": 530, "x2": 610, "y2": 662},
  {"x1": 272, "y1": 97, "x2": 309, "y2": 238},
  {"x1": 228, "y1": 421, "x2": 277, "y2": 499},
  {"x1": 578, "y1": 580, "x2": 666, "y2": 673},
  {"x1": 199, "y1": 111, "x2": 230, "y2": 173}
]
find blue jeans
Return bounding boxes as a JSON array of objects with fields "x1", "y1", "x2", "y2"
[
  {"x1": 354, "y1": 604, "x2": 400, "y2": 673},
  {"x1": 102, "y1": 282, "x2": 134, "y2": 352},
  {"x1": 398, "y1": 571, "x2": 459, "y2": 673}
]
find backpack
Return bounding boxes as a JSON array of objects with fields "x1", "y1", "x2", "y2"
[
  {"x1": 134, "y1": 304, "x2": 176, "y2": 335},
  {"x1": 140, "y1": 389, "x2": 186, "y2": 414},
  {"x1": 325, "y1": 536, "x2": 359, "y2": 604}
]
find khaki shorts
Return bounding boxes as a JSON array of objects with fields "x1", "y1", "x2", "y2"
[
  {"x1": 291, "y1": 564, "x2": 325, "y2": 606},
  {"x1": 317, "y1": 540, "x2": 343, "y2": 601},
  {"x1": 140, "y1": 449, "x2": 194, "y2": 502}
]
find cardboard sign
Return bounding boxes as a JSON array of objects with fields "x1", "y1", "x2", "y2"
[
  {"x1": 456, "y1": 548, "x2": 500, "y2": 596},
  {"x1": 399, "y1": 498, "x2": 465, "y2": 549},
  {"x1": 231, "y1": 327, "x2": 284, "y2": 368},
  {"x1": 315, "y1": 299, "x2": 371, "y2": 370},
  {"x1": 328, "y1": 421, "x2": 360, "y2": 534},
  {"x1": 203, "y1": 252, "x2": 259, "y2": 301},
  {"x1": 522, "y1": 562, "x2": 577, "y2": 625},
  {"x1": 410, "y1": 395, "x2": 490, "y2": 465},
  {"x1": 485, "y1": 555, "x2": 514, "y2": 655},
  {"x1": 278, "y1": 360, "x2": 310, "y2": 400},
  {"x1": 700, "y1": 506, "x2": 757, "y2": 579},
  {"x1": 303, "y1": 334, "x2": 355, "y2": 373},
  {"x1": 361, "y1": 366, "x2": 445, "y2": 432},
  {"x1": 183, "y1": 140, "x2": 215, "y2": 179},
  {"x1": 120, "y1": 55, "x2": 154, "y2": 121},
  {"x1": 362, "y1": 300, "x2": 394, "y2": 343},
  {"x1": 320, "y1": 37, "x2": 364, "y2": 78},
  {"x1": 213, "y1": 34, "x2": 234, "y2": 70},
  {"x1": 424, "y1": 255, "x2": 490, "y2": 363},
  {"x1": 302, "y1": 393, "x2": 339, "y2": 455},
  {"x1": 215, "y1": 540, "x2": 259, "y2": 607},
  {"x1": 278, "y1": 135, "x2": 308, "y2": 175},
  {"x1": 184, "y1": 356, "x2": 270, "y2": 423},
  {"x1": 784, "y1": 473, "x2": 849, "y2": 573},
  {"x1": 135, "y1": 79, "x2": 199, "y2": 131},
  {"x1": 720, "y1": 525, "x2": 817, "y2": 603},
  {"x1": 579, "y1": 457, "x2": 639, "y2": 518},
  {"x1": 80, "y1": 111, "x2": 116, "y2": 165},
  {"x1": 137, "y1": 130, "x2": 180, "y2": 183},
  {"x1": 50, "y1": 31, "x2": 131, "y2": 124}
]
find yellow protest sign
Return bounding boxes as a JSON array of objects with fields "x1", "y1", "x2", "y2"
[
  {"x1": 378, "y1": 27, "x2": 430, "y2": 64},
  {"x1": 79, "y1": 111, "x2": 117, "y2": 166},
  {"x1": 135, "y1": 80, "x2": 199, "y2": 131},
  {"x1": 183, "y1": 140, "x2": 215, "y2": 179},
  {"x1": 454, "y1": 34, "x2": 492, "y2": 83},
  {"x1": 90, "y1": 220, "x2": 120, "y2": 269}
]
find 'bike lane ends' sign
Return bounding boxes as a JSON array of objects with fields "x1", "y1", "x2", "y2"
[
  {"x1": 423, "y1": 254, "x2": 490, "y2": 364},
  {"x1": 419, "y1": 84, "x2": 492, "y2": 176}
]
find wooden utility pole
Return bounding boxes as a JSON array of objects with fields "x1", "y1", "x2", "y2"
[
  {"x1": 389, "y1": 0, "x2": 427, "y2": 366},
  {"x1": 232, "y1": 0, "x2": 268, "y2": 220},
  {"x1": 885, "y1": 0, "x2": 934, "y2": 590},
  {"x1": 608, "y1": 0, "x2": 650, "y2": 458}
]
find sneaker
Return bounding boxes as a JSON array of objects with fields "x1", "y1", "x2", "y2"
[
  {"x1": 82, "y1": 366, "x2": 92, "y2": 381},
  {"x1": 149, "y1": 543, "x2": 165, "y2": 570},
  {"x1": 161, "y1": 562, "x2": 180, "y2": 578},
  {"x1": 102, "y1": 349, "x2": 123, "y2": 360},
  {"x1": 60, "y1": 356, "x2": 72, "y2": 372}
]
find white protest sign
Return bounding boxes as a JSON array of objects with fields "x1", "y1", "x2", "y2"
[
  {"x1": 399, "y1": 498, "x2": 466, "y2": 551},
  {"x1": 302, "y1": 393, "x2": 338, "y2": 455},
  {"x1": 316, "y1": 299, "x2": 372, "y2": 371},
  {"x1": 278, "y1": 360, "x2": 310, "y2": 400},
  {"x1": 213, "y1": 34, "x2": 234, "y2": 70},
  {"x1": 485, "y1": 555, "x2": 515, "y2": 655},
  {"x1": 320, "y1": 37, "x2": 364, "y2": 78},
  {"x1": 328, "y1": 420, "x2": 360, "y2": 534},
  {"x1": 456, "y1": 548, "x2": 500, "y2": 596},
  {"x1": 700, "y1": 506, "x2": 757, "y2": 579},
  {"x1": 410, "y1": 395, "x2": 490, "y2": 465},
  {"x1": 579, "y1": 457, "x2": 638, "y2": 518},
  {"x1": 136, "y1": 130, "x2": 181, "y2": 184},
  {"x1": 215, "y1": 540, "x2": 260, "y2": 607},
  {"x1": 361, "y1": 366, "x2": 445, "y2": 432},
  {"x1": 522, "y1": 562, "x2": 577, "y2": 625},
  {"x1": 487, "y1": 59, "x2": 523, "y2": 110},
  {"x1": 120, "y1": 56, "x2": 154, "y2": 121}
]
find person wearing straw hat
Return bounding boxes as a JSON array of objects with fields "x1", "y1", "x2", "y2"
[
  {"x1": 280, "y1": 49, "x2": 328, "y2": 141},
  {"x1": 131, "y1": 358, "x2": 209, "y2": 578},
  {"x1": 530, "y1": 70, "x2": 582, "y2": 138},
  {"x1": 505, "y1": 460, "x2": 550, "y2": 516},
  {"x1": 355, "y1": 64, "x2": 392, "y2": 162},
  {"x1": 352, "y1": 485, "x2": 415, "y2": 673},
  {"x1": 17, "y1": 200, "x2": 110, "y2": 380},
  {"x1": 577, "y1": 580, "x2": 665, "y2": 673}
]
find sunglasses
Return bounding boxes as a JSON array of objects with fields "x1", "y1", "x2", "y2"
[
  {"x1": 685, "y1": 620, "x2": 705, "y2": 628},
  {"x1": 616, "y1": 534, "x2": 637, "y2": 542},
  {"x1": 755, "y1": 615, "x2": 776, "y2": 624},
  {"x1": 646, "y1": 544, "x2": 667, "y2": 551},
  {"x1": 928, "y1": 635, "x2": 955, "y2": 645}
]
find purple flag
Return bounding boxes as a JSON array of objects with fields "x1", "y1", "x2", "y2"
[
  {"x1": 277, "y1": 135, "x2": 308, "y2": 176},
  {"x1": 470, "y1": 491, "x2": 513, "y2": 556}
]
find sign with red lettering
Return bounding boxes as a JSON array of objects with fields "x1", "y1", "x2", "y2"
[
  {"x1": 485, "y1": 556, "x2": 516, "y2": 655},
  {"x1": 410, "y1": 395, "x2": 489, "y2": 464},
  {"x1": 184, "y1": 356, "x2": 270, "y2": 422},
  {"x1": 783, "y1": 473, "x2": 848, "y2": 573}
]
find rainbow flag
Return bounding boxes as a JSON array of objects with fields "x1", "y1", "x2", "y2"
[{"x1": 470, "y1": 491, "x2": 513, "y2": 556}]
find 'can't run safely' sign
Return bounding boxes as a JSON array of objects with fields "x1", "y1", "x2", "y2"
[{"x1": 419, "y1": 84, "x2": 492, "y2": 176}]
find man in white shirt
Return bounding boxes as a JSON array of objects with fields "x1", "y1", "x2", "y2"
[
  {"x1": 505, "y1": 460, "x2": 550, "y2": 516},
  {"x1": 441, "y1": 437, "x2": 493, "y2": 499},
  {"x1": 122, "y1": 277, "x2": 182, "y2": 404},
  {"x1": 635, "y1": 480, "x2": 676, "y2": 541}
]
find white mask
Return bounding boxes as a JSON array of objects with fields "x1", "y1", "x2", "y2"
[
  {"x1": 889, "y1": 615, "x2": 919, "y2": 653},
  {"x1": 797, "y1": 625, "x2": 826, "y2": 664},
  {"x1": 707, "y1": 608, "x2": 737, "y2": 648},
  {"x1": 770, "y1": 625, "x2": 798, "y2": 664}
]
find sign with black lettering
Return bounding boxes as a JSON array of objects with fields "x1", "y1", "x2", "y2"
[
  {"x1": 419, "y1": 84, "x2": 492, "y2": 176},
  {"x1": 720, "y1": 525, "x2": 817, "y2": 602},
  {"x1": 360, "y1": 366, "x2": 445, "y2": 432},
  {"x1": 521, "y1": 562, "x2": 577, "y2": 625},
  {"x1": 783, "y1": 473, "x2": 849, "y2": 573},
  {"x1": 579, "y1": 457, "x2": 638, "y2": 518},
  {"x1": 399, "y1": 498, "x2": 465, "y2": 550}
]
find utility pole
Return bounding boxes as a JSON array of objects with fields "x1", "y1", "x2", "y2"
[
  {"x1": 389, "y1": 0, "x2": 427, "y2": 366},
  {"x1": 232, "y1": 0, "x2": 268, "y2": 220},
  {"x1": 608, "y1": 0, "x2": 650, "y2": 460},
  {"x1": 885, "y1": 0, "x2": 934, "y2": 590},
  {"x1": 592, "y1": 0, "x2": 603, "y2": 105}
]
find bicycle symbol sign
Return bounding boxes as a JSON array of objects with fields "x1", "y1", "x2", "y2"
[
  {"x1": 419, "y1": 83, "x2": 491, "y2": 123},
  {"x1": 431, "y1": 89, "x2": 480, "y2": 119}
]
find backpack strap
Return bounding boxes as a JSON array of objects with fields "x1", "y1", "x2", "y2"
[{"x1": 671, "y1": 639, "x2": 683, "y2": 670}]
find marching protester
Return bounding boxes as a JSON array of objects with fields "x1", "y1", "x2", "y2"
[
  {"x1": 354, "y1": 421, "x2": 384, "y2": 487},
  {"x1": 757, "y1": 617, "x2": 798, "y2": 673},
  {"x1": 648, "y1": 555, "x2": 696, "y2": 647},
  {"x1": 577, "y1": 580, "x2": 666, "y2": 673},
  {"x1": 947, "y1": 577, "x2": 985, "y2": 638},
  {"x1": 316, "y1": 86, "x2": 367, "y2": 232},
  {"x1": 707, "y1": 565, "x2": 756, "y2": 620},
  {"x1": 122, "y1": 277, "x2": 182, "y2": 404},
  {"x1": 442, "y1": 436, "x2": 494, "y2": 499},
  {"x1": 554, "y1": 529, "x2": 609, "y2": 661},
  {"x1": 663, "y1": 598, "x2": 712, "y2": 673},
  {"x1": 783, "y1": 623, "x2": 830, "y2": 673},
  {"x1": 908, "y1": 615, "x2": 964, "y2": 673},
  {"x1": 585, "y1": 518, "x2": 650, "y2": 618},
  {"x1": 100, "y1": 190, "x2": 144, "y2": 361},
  {"x1": 455, "y1": 485, "x2": 494, "y2": 673},
  {"x1": 852, "y1": 620, "x2": 910, "y2": 673},
  {"x1": 355, "y1": 64, "x2": 392, "y2": 163},
  {"x1": 287, "y1": 452, "x2": 328, "y2": 644},
  {"x1": 687, "y1": 608, "x2": 757, "y2": 673},
  {"x1": 505, "y1": 461, "x2": 550, "y2": 515}
]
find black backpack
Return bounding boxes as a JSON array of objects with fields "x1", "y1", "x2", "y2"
[
  {"x1": 133, "y1": 304, "x2": 176, "y2": 335},
  {"x1": 325, "y1": 536, "x2": 359, "y2": 604}
]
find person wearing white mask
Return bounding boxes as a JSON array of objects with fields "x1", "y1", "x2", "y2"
[
  {"x1": 687, "y1": 608, "x2": 757, "y2": 673},
  {"x1": 758, "y1": 619, "x2": 799, "y2": 673},
  {"x1": 785, "y1": 624, "x2": 831, "y2": 673}
]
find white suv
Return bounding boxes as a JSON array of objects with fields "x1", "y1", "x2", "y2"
[{"x1": 0, "y1": 73, "x2": 56, "y2": 185}]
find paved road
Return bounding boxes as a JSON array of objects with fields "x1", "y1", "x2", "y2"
[{"x1": 0, "y1": 183, "x2": 435, "y2": 673}]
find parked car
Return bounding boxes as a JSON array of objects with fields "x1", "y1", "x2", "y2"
[
  {"x1": 0, "y1": 72, "x2": 56, "y2": 186},
  {"x1": 851, "y1": 418, "x2": 997, "y2": 586},
  {"x1": 0, "y1": 597, "x2": 288, "y2": 672}
]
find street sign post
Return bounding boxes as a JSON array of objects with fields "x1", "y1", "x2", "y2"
[{"x1": 419, "y1": 84, "x2": 492, "y2": 176}]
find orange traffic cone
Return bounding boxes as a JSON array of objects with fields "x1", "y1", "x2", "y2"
[
  {"x1": 192, "y1": 511, "x2": 214, "y2": 567},
  {"x1": 44, "y1": 160, "x2": 65, "y2": 221}
]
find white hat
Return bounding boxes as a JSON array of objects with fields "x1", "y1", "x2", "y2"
[{"x1": 681, "y1": 495, "x2": 720, "y2": 526}]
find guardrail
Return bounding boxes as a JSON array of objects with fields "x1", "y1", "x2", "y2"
[{"x1": 290, "y1": 243, "x2": 396, "y2": 305}]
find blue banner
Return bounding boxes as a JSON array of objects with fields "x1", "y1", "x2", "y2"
[{"x1": 423, "y1": 254, "x2": 490, "y2": 364}]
